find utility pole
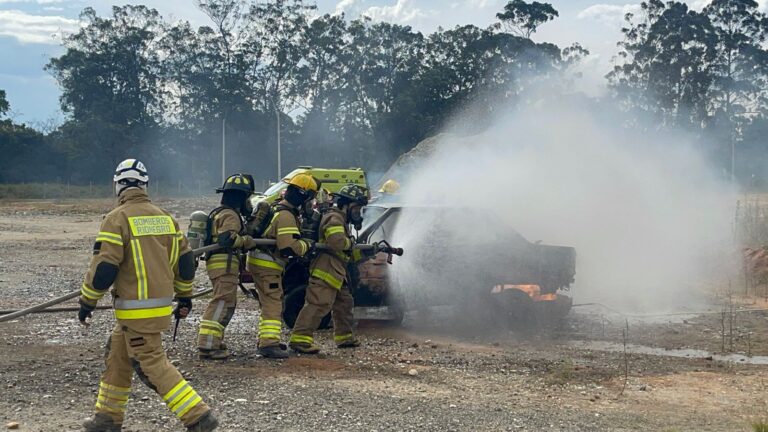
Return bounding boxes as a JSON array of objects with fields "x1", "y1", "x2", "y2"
[
  {"x1": 274, "y1": 101, "x2": 282, "y2": 179},
  {"x1": 222, "y1": 116, "x2": 226, "y2": 185}
]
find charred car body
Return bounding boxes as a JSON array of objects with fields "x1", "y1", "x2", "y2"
[{"x1": 240, "y1": 202, "x2": 576, "y2": 328}]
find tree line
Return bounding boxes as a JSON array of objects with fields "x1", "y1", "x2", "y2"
[{"x1": 1, "y1": 0, "x2": 767, "y2": 188}]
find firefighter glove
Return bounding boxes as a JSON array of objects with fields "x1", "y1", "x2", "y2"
[
  {"x1": 217, "y1": 231, "x2": 236, "y2": 248},
  {"x1": 174, "y1": 297, "x2": 193, "y2": 319},
  {"x1": 303, "y1": 238, "x2": 316, "y2": 252},
  {"x1": 77, "y1": 299, "x2": 95, "y2": 324}
]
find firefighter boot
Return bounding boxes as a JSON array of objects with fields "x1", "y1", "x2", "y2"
[
  {"x1": 83, "y1": 413, "x2": 122, "y2": 432},
  {"x1": 289, "y1": 342, "x2": 321, "y2": 354},
  {"x1": 258, "y1": 345, "x2": 289, "y2": 359},
  {"x1": 186, "y1": 411, "x2": 219, "y2": 432},
  {"x1": 336, "y1": 338, "x2": 361, "y2": 349},
  {"x1": 198, "y1": 348, "x2": 231, "y2": 360}
]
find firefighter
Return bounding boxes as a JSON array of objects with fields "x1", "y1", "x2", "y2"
[
  {"x1": 371, "y1": 179, "x2": 399, "y2": 204},
  {"x1": 289, "y1": 184, "x2": 369, "y2": 354},
  {"x1": 198, "y1": 174, "x2": 259, "y2": 360},
  {"x1": 79, "y1": 159, "x2": 218, "y2": 432},
  {"x1": 379, "y1": 179, "x2": 400, "y2": 196},
  {"x1": 247, "y1": 173, "x2": 318, "y2": 358}
]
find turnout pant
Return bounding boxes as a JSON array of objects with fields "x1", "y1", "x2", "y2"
[
  {"x1": 290, "y1": 277, "x2": 355, "y2": 346},
  {"x1": 250, "y1": 267, "x2": 285, "y2": 348},
  {"x1": 198, "y1": 273, "x2": 238, "y2": 350},
  {"x1": 95, "y1": 323, "x2": 209, "y2": 426}
]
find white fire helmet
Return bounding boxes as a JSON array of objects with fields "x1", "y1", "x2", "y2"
[{"x1": 113, "y1": 158, "x2": 149, "y2": 196}]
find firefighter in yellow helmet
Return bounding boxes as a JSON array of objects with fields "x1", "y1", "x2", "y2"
[
  {"x1": 371, "y1": 179, "x2": 399, "y2": 204},
  {"x1": 198, "y1": 173, "x2": 260, "y2": 360},
  {"x1": 79, "y1": 159, "x2": 218, "y2": 432},
  {"x1": 246, "y1": 173, "x2": 318, "y2": 358},
  {"x1": 289, "y1": 184, "x2": 369, "y2": 354},
  {"x1": 379, "y1": 179, "x2": 400, "y2": 195}
]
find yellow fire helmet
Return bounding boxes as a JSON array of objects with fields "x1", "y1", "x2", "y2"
[
  {"x1": 379, "y1": 179, "x2": 400, "y2": 194},
  {"x1": 285, "y1": 173, "x2": 320, "y2": 193}
]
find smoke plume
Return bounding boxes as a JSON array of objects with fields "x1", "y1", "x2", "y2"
[{"x1": 386, "y1": 92, "x2": 737, "y2": 315}]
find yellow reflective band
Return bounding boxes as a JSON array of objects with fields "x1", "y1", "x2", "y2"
[
  {"x1": 163, "y1": 380, "x2": 188, "y2": 402},
  {"x1": 344, "y1": 237, "x2": 352, "y2": 250},
  {"x1": 100, "y1": 382, "x2": 130, "y2": 393},
  {"x1": 325, "y1": 226, "x2": 345, "y2": 237},
  {"x1": 289, "y1": 334, "x2": 314, "y2": 344},
  {"x1": 200, "y1": 319, "x2": 225, "y2": 329},
  {"x1": 95, "y1": 401, "x2": 125, "y2": 413},
  {"x1": 199, "y1": 328, "x2": 223, "y2": 337},
  {"x1": 334, "y1": 333, "x2": 354, "y2": 342},
  {"x1": 96, "y1": 231, "x2": 124, "y2": 246},
  {"x1": 98, "y1": 394, "x2": 129, "y2": 405},
  {"x1": 114, "y1": 306, "x2": 172, "y2": 320},
  {"x1": 259, "y1": 323, "x2": 281, "y2": 329},
  {"x1": 81, "y1": 284, "x2": 105, "y2": 300},
  {"x1": 174, "y1": 280, "x2": 193, "y2": 292},
  {"x1": 277, "y1": 227, "x2": 300, "y2": 235},
  {"x1": 264, "y1": 213, "x2": 280, "y2": 237},
  {"x1": 98, "y1": 390, "x2": 129, "y2": 402},
  {"x1": 177, "y1": 394, "x2": 203, "y2": 418},
  {"x1": 168, "y1": 386, "x2": 197, "y2": 411},
  {"x1": 260, "y1": 319, "x2": 282, "y2": 326},
  {"x1": 130, "y1": 239, "x2": 148, "y2": 300},
  {"x1": 247, "y1": 257, "x2": 283, "y2": 271},
  {"x1": 170, "y1": 230, "x2": 179, "y2": 268},
  {"x1": 311, "y1": 268, "x2": 343, "y2": 290},
  {"x1": 207, "y1": 254, "x2": 239, "y2": 262},
  {"x1": 128, "y1": 215, "x2": 176, "y2": 237}
]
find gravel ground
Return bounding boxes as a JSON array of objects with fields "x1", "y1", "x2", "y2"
[{"x1": 1, "y1": 200, "x2": 767, "y2": 432}]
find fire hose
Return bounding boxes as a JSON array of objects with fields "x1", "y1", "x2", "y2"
[{"x1": 0, "y1": 240, "x2": 403, "y2": 323}]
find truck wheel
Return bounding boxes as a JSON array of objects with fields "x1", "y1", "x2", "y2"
[
  {"x1": 282, "y1": 284, "x2": 332, "y2": 330},
  {"x1": 492, "y1": 288, "x2": 536, "y2": 328}
]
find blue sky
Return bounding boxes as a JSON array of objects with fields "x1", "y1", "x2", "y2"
[{"x1": 0, "y1": 0, "x2": 760, "y2": 124}]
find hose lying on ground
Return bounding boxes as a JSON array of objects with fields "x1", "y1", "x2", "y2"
[
  {"x1": 0, "y1": 244, "x2": 221, "y2": 323},
  {"x1": 0, "y1": 238, "x2": 402, "y2": 323},
  {"x1": 0, "y1": 288, "x2": 215, "y2": 319}
]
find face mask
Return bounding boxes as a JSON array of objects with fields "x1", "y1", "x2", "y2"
[
  {"x1": 348, "y1": 205, "x2": 363, "y2": 231},
  {"x1": 241, "y1": 196, "x2": 253, "y2": 217}
]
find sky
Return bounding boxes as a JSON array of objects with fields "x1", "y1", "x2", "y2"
[{"x1": 0, "y1": 0, "x2": 765, "y2": 124}]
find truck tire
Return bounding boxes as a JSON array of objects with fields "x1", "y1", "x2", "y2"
[{"x1": 282, "y1": 284, "x2": 331, "y2": 330}]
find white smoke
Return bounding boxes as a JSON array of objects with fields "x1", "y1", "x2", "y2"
[{"x1": 388, "y1": 93, "x2": 737, "y2": 314}]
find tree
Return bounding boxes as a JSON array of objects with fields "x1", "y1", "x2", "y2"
[
  {"x1": 0, "y1": 90, "x2": 8, "y2": 118},
  {"x1": 608, "y1": 1, "x2": 717, "y2": 129},
  {"x1": 46, "y1": 6, "x2": 165, "y2": 179},
  {"x1": 496, "y1": 0, "x2": 558, "y2": 39},
  {"x1": 705, "y1": 0, "x2": 768, "y2": 117}
]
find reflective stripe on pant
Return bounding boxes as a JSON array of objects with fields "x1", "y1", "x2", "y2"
[
  {"x1": 198, "y1": 273, "x2": 238, "y2": 350},
  {"x1": 96, "y1": 323, "x2": 209, "y2": 426},
  {"x1": 290, "y1": 277, "x2": 355, "y2": 345},
  {"x1": 249, "y1": 267, "x2": 284, "y2": 348}
]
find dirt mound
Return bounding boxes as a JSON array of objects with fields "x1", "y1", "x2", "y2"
[{"x1": 375, "y1": 133, "x2": 467, "y2": 192}]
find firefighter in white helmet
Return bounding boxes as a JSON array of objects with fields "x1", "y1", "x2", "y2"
[{"x1": 79, "y1": 159, "x2": 218, "y2": 432}]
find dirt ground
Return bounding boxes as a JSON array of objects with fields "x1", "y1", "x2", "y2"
[{"x1": 2, "y1": 198, "x2": 768, "y2": 432}]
